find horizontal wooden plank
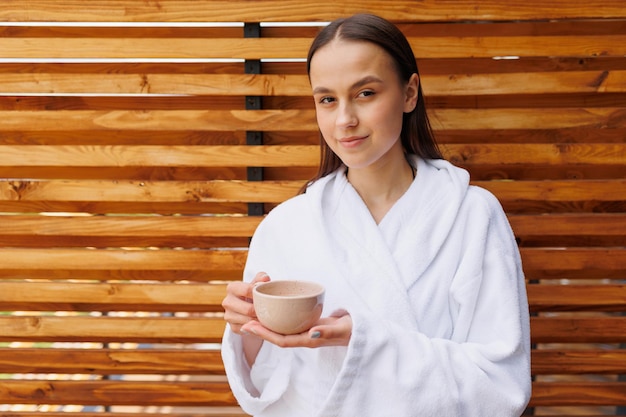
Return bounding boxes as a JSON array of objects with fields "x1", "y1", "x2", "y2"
[
  {"x1": 0, "y1": 316, "x2": 226, "y2": 343},
  {"x1": 0, "y1": 282, "x2": 227, "y2": 312},
  {"x1": 510, "y1": 213, "x2": 626, "y2": 247},
  {"x1": 0, "y1": 247, "x2": 247, "y2": 272},
  {"x1": 531, "y1": 317, "x2": 626, "y2": 343},
  {"x1": 0, "y1": 25, "x2": 245, "y2": 39},
  {"x1": 427, "y1": 92, "x2": 626, "y2": 110},
  {"x1": 520, "y1": 248, "x2": 626, "y2": 279},
  {"x1": 427, "y1": 70, "x2": 626, "y2": 95},
  {"x1": 0, "y1": 270, "x2": 236, "y2": 282},
  {"x1": 0, "y1": 379, "x2": 237, "y2": 406},
  {"x1": 0, "y1": 246, "x2": 622, "y2": 275},
  {"x1": 1, "y1": 213, "x2": 622, "y2": 244},
  {"x1": 2, "y1": 282, "x2": 623, "y2": 313},
  {"x1": 0, "y1": 179, "x2": 626, "y2": 215},
  {"x1": 428, "y1": 164, "x2": 624, "y2": 184},
  {"x1": 509, "y1": 214, "x2": 626, "y2": 237},
  {"x1": 0, "y1": 247, "x2": 247, "y2": 280},
  {"x1": 2, "y1": 71, "x2": 625, "y2": 96},
  {"x1": 429, "y1": 108, "x2": 626, "y2": 130},
  {"x1": 0, "y1": 95, "x2": 246, "y2": 112},
  {"x1": 0, "y1": 143, "x2": 623, "y2": 168},
  {"x1": 0, "y1": 20, "x2": 623, "y2": 45},
  {"x1": 476, "y1": 179, "x2": 626, "y2": 202},
  {"x1": 0, "y1": 145, "x2": 319, "y2": 167},
  {"x1": 0, "y1": 110, "x2": 319, "y2": 132},
  {"x1": 3, "y1": 55, "x2": 625, "y2": 79},
  {"x1": 1, "y1": 0, "x2": 624, "y2": 22},
  {"x1": 388, "y1": 127, "x2": 626, "y2": 145},
  {"x1": 442, "y1": 143, "x2": 626, "y2": 166},
  {"x1": 0, "y1": 73, "x2": 311, "y2": 96},
  {"x1": 1, "y1": 213, "x2": 623, "y2": 247},
  {"x1": 529, "y1": 381, "x2": 626, "y2": 407},
  {"x1": 0, "y1": 214, "x2": 260, "y2": 248},
  {"x1": 0, "y1": 125, "x2": 244, "y2": 147},
  {"x1": 0, "y1": 180, "x2": 302, "y2": 204},
  {"x1": 532, "y1": 349, "x2": 626, "y2": 374},
  {"x1": 2, "y1": 35, "x2": 625, "y2": 60},
  {"x1": 0, "y1": 179, "x2": 623, "y2": 205},
  {"x1": 1, "y1": 127, "x2": 624, "y2": 147},
  {"x1": 0, "y1": 348, "x2": 225, "y2": 375},
  {"x1": 0, "y1": 234, "x2": 249, "y2": 250},
  {"x1": 0, "y1": 201, "x2": 251, "y2": 216},
  {"x1": 0, "y1": 215, "x2": 255, "y2": 236},
  {"x1": 1, "y1": 197, "x2": 623, "y2": 218},
  {"x1": 0, "y1": 62, "x2": 248, "y2": 76},
  {"x1": 2, "y1": 108, "x2": 624, "y2": 132},
  {"x1": 3, "y1": 347, "x2": 623, "y2": 376},
  {"x1": 527, "y1": 285, "x2": 626, "y2": 312},
  {"x1": 420, "y1": 56, "x2": 626, "y2": 77}
]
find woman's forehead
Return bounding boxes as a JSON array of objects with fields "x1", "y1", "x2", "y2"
[{"x1": 309, "y1": 40, "x2": 396, "y2": 86}]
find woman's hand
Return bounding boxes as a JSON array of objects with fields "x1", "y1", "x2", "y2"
[
  {"x1": 241, "y1": 311, "x2": 352, "y2": 348},
  {"x1": 222, "y1": 271, "x2": 270, "y2": 335},
  {"x1": 223, "y1": 271, "x2": 352, "y2": 354}
]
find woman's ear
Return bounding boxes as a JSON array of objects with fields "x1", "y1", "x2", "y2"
[{"x1": 403, "y1": 73, "x2": 419, "y2": 113}]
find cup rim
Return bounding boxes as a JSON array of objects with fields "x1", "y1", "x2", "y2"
[{"x1": 253, "y1": 280, "x2": 325, "y2": 300}]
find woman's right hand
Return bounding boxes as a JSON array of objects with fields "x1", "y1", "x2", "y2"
[{"x1": 222, "y1": 271, "x2": 271, "y2": 335}]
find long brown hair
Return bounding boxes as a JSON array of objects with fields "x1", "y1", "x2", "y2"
[{"x1": 300, "y1": 13, "x2": 442, "y2": 193}]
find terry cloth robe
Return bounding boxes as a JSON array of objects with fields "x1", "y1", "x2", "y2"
[{"x1": 222, "y1": 156, "x2": 531, "y2": 417}]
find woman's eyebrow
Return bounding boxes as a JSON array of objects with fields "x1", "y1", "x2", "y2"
[
  {"x1": 312, "y1": 86, "x2": 331, "y2": 95},
  {"x1": 351, "y1": 75, "x2": 383, "y2": 90},
  {"x1": 312, "y1": 75, "x2": 383, "y2": 95}
]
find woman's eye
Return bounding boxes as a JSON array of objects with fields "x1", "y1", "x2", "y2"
[
  {"x1": 319, "y1": 96, "x2": 335, "y2": 104},
  {"x1": 359, "y1": 90, "x2": 375, "y2": 98}
]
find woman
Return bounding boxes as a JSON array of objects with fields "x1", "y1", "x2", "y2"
[{"x1": 221, "y1": 13, "x2": 531, "y2": 417}]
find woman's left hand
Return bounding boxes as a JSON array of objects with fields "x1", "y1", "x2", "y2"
[{"x1": 240, "y1": 312, "x2": 352, "y2": 348}]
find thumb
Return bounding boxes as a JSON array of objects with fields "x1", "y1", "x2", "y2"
[
  {"x1": 252, "y1": 271, "x2": 271, "y2": 285},
  {"x1": 308, "y1": 315, "x2": 353, "y2": 343}
]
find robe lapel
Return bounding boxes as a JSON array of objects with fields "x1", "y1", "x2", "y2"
[
  {"x1": 305, "y1": 158, "x2": 470, "y2": 332},
  {"x1": 379, "y1": 157, "x2": 469, "y2": 291},
  {"x1": 312, "y1": 170, "x2": 420, "y2": 330}
]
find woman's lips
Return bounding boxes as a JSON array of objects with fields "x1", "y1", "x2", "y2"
[{"x1": 338, "y1": 135, "x2": 367, "y2": 148}]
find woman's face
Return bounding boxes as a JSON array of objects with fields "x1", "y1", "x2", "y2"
[{"x1": 309, "y1": 39, "x2": 418, "y2": 172}]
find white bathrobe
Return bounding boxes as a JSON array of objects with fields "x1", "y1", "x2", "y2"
[{"x1": 222, "y1": 157, "x2": 531, "y2": 417}]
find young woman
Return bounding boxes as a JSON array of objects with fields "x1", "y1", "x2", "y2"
[{"x1": 221, "y1": 13, "x2": 531, "y2": 417}]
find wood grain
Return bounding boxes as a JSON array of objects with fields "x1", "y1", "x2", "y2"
[
  {"x1": 0, "y1": 348, "x2": 227, "y2": 374},
  {"x1": 1, "y1": 0, "x2": 625, "y2": 22},
  {"x1": 530, "y1": 381, "x2": 626, "y2": 406},
  {"x1": 1, "y1": 71, "x2": 624, "y2": 95},
  {"x1": 531, "y1": 317, "x2": 626, "y2": 344},
  {"x1": 0, "y1": 316, "x2": 226, "y2": 343},
  {"x1": 0, "y1": 281, "x2": 228, "y2": 312},
  {"x1": 0, "y1": 379, "x2": 237, "y2": 406}
]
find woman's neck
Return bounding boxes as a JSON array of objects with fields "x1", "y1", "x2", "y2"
[{"x1": 346, "y1": 156, "x2": 415, "y2": 224}]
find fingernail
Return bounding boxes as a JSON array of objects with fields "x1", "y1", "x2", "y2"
[{"x1": 310, "y1": 331, "x2": 321, "y2": 339}]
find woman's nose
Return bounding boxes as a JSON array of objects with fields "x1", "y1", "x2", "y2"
[{"x1": 336, "y1": 103, "x2": 358, "y2": 128}]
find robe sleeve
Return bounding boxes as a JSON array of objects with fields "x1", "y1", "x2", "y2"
[
  {"x1": 318, "y1": 189, "x2": 531, "y2": 417},
  {"x1": 221, "y1": 215, "x2": 296, "y2": 415},
  {"x1": 222, "y1": 327, "x2": 294, "y2": 415}
]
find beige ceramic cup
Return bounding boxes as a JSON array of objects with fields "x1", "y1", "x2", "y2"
[{"x1": 253, "y1": 280, "x2": 325, "y2": 335}]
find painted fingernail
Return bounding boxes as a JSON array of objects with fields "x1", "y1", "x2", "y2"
[{"x1": 310, "y1": 331, "x2": 321, "y2": 339}]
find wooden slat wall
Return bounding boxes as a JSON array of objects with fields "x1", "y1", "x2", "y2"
[{"x1": 0, "y1": 1, "x2": 624, "y2": 416}]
